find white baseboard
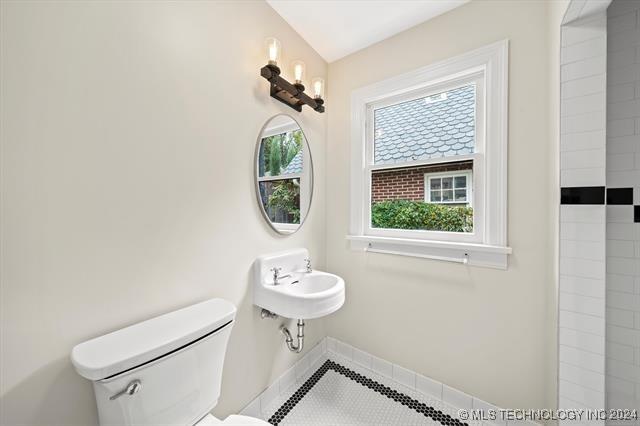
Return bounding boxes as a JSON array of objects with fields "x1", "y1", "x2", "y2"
[
  {"x1": 239, "y1": 337, "x2": 329, "y2": 419},
  {"x1": 240, "y1": 336, "x2": 534, "y2": 426}
]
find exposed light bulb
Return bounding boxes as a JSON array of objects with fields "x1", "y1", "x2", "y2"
[
  {"x1": 265, "y1": 37, "x2": 281, "y2": 66},
  {"x1": 292, "y1": 60, "x2": 305, "y2": 84},
  {"x1": 311, "y1": 77, "x2": 324, "y2": 99},
  {"x1": 269, "y1": 44, "x2": 277, "y2": 61}
]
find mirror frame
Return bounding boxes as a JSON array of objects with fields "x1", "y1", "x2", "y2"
[{"x1": 254, "y1": 114, "x2": 314, "y2": 235}]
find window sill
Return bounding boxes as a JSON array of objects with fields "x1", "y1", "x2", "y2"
[{"x1": 346, "y1": 235, "x2": 512, "y2": 270}]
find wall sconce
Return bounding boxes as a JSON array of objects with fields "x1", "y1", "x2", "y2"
[{"x1": 260, "y1": 37, "x2": 325, "y2": 113}]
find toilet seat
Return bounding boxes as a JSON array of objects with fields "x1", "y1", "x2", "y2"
[{"x1": 195, "y1": 413, "x2": 269, "y2": 426}]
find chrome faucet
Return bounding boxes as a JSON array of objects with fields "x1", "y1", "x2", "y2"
[
  {"x1": 304, "y1": 258, "x2": 312, "y2": 273},
  {"x1": 270, "y1": 267, "x2": 291, "y2": 285}
]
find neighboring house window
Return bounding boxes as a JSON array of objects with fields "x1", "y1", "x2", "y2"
[
  {"x1": 425, "y1": 171, "x2": 473, "y2": 206},
  {"x1": 349, "y1": 41, "x2": 511, "y2": 268}
]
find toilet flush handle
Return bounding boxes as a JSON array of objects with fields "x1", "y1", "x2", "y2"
[{"x1": 109, "y1": 379, "x2": 142, "y2": 401}]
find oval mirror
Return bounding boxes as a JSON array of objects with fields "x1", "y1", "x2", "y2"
[{"x1": 255, "y1": 114, "x2": 313, "y2": 234}]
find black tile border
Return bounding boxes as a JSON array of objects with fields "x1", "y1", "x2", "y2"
[
  {"x1": 267, "y1": 360, "x2": 468, "y2": 426},
  {"x1": 560, "y1": 187, "x2": 636, "y2": 205},
  {"x1": 607, "y1": 188, "x2": 633, "y2": 205},
  {"x1": 635, "y1": 206, "x2": 639, "y2": 223},
  {"x1": 561, "y1": 186, "x2": 605, "y2": 205}
]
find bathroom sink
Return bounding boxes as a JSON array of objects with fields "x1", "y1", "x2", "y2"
[
  {"x1": 285, "y1": 273, "x2": 337, "y2": 295},
  {"x1": 253, "y1": 249, "x2": 345, "y2": 319}
]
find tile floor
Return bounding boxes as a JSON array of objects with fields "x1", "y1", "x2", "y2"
[{"x1": 261, "y1": 352, "x2": 479, "y2": 426}]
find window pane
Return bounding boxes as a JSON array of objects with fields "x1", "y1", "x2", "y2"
[
  {"x1": 258, "y1": 130, "x2": 303, "y2": 177},
  {"x1": 454, "y1": 176, "x2": 467, "y2": 188},
  {"x1": 371, "y1": 162, "x2": 473, "y2": 233},
  {"x1": 442, "y1": 177, "x2": 453, "y2": 190},
  {"x1": 258, "y1": 178, "x2": 301, "y2": 224},
  {"x1": 373, "y1": 84, "x2": 476, "y2": 165}
]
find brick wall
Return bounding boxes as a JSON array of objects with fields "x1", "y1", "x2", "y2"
[{"x1": 371, "y1": 161, "x2": 472, "y2": 203}]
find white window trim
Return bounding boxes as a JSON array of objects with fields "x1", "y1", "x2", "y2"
[
  {"x1": 258, "y1": 173, "x2": 302, "y2": 182},
  {"x1": 425, "y1": 171, "x2": 473, "y2": 206},
  {"x1": 347, "y1": 40, "x2": 511, "y2": 269}
]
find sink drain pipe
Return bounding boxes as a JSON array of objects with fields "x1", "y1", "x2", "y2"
[{"x1": 281, "y1": 319, "x2": 304, "y2": 353}]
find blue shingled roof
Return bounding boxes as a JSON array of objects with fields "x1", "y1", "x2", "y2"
[
  {"x1": 373, "y1": 84, "x2": 475, "y2": 165},
  {"x1": 282, "y1": 150, "x2": 303, "y2": 175}
]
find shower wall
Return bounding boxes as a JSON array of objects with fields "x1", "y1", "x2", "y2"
[
  {"x1": 559, "y1": 10, "x2": 608, "y2": 412},
  {"x1": 605, "y1": 0, "x2": 640, "y2": 413}
]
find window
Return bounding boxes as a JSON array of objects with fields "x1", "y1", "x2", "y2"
[
  {"x1": 348, "y1": 41, "x2": 511, "y2": 269},
  {"x1": 369, "y1": 80, "x2": 480, "y2": 235},
  {"x1": 425, "y1": 171, "x2": 472, "y2": 205}
]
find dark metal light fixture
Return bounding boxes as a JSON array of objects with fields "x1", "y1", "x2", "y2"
[{"x1": 260, "y1": 38, "x2": 325, "y2": 113}]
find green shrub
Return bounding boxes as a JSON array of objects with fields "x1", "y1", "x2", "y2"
[
  {"x1": 371, "y1": 200, "x2": 473, "y2": 233},
  {"x1": 268, "y1": 180, "x2": 300, "y2": 223}
]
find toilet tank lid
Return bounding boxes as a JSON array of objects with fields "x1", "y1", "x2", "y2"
[{"x1": 71, "y1": 298, "x2": 236, "y2": 381}]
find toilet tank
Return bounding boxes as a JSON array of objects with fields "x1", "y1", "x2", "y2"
[{"x1": 71, "y1": 299, "x2": 236, "y2": 426}]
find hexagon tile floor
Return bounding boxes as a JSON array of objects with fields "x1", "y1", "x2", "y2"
[{"x1": 262, "y1": 356, "x2": 474, "y2": 426}]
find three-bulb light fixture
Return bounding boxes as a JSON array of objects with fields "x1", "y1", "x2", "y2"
[{"x1": 260, "y1": 37, "x2": 325, "y2": 113}]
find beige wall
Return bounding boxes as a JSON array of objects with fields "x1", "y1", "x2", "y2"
[
  {"x1": 325, "y1": 0, "x2": 561, "y2": 410},
  {"x1": 0, "y1": 1, "x2": 327, "y2": 425},
  {"x1": 1, "y1": 0, "x2": 570, "y2": 423}
]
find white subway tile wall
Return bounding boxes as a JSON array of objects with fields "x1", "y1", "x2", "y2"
[
  {"x1": 559, "y1": 10, "x2": 607, "y2": 414},
  {"x1": 606, "y1": 0, "x2": 640, "y2": 418}
]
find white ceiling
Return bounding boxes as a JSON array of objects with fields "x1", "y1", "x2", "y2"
[{"x1": 266, "y1": 0, "x2": 470, "y2": 62}]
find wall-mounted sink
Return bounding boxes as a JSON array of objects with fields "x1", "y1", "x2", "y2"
[{"x1": 253, "y1": 248, "x2": 345, "y2": 319}]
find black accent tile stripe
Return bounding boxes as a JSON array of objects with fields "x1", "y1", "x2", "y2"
[
  {"x1": 267, "y1": 361, "x2": 330, "y2": 425},
  {"x1": 561, "y1": 186, "x2": 605, "y2": 205},
  {"x1": 607, "y1": 188, "x2": 634, "y2": 205},
  {"x1": 267, "y1": 360, "x2": 468, "y2": 426},
  {"x1": 635, "y1": 206, "x2": 639, "y2": 223}
]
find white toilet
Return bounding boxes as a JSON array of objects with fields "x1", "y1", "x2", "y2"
[{"x1": 71, "y1": 299, "x2": 269, "y2": 426}]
